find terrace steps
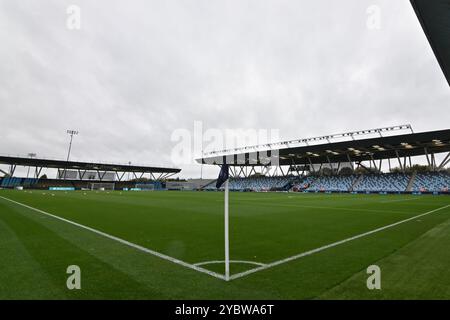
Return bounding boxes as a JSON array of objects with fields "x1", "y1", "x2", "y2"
[
  {"x1": 349, "y1": 175, "x2": 364, "y2": 191},
  {"x1": 406, "y1": 171, "x2": 417, "y2": 192}
]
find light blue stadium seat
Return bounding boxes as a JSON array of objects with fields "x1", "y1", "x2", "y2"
[
  {"x1": 306, "y1": 175, "x2": 357, "y2": 192},
  {"x1": 412, "y1": 172, "x2": 450, "y2": 192},
  {"x1": 353, "y1": 173, "x2": 410, "y2": 192},
  {"x1": 204, "y1": 176, "x2": 292, "y2": 191}
]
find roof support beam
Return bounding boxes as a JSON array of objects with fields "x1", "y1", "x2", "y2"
[
  {"x1": 356, "y1": 161, "x2": 371, "y2": 174},
  {"x1": 346, "y1": 154, "x2": 355, "y2": 171},
  {"x1": 326, "y1": 156, "x2": 333, "y2": 173},
  {"x1": 438, "y1": 152, "x2": 450, "y2": 170},
  {"x1": 0, "y1": 167, "x2": 8, "y2": 176},
  {"x1": 431, "y1": 153, "x2": 437, "y2": 171},
  {"x1": 9, "y1": 164, "x2": 16, "y2": 176},
  {"x1": 97, "y1": 170, "x2": 107, "y2": 181},
  {"x1": 307, "y1": 157, "x2": 315, "y2": 174},
  {"x1": 163, "y1": 172, "x2": 177, "y2": 180},
  {"x1": 395, "y1": 150, "x2": 404, "y2": 173},
  {"x1": 424, "y1": 147, "x2": 431, "y2": 167},
  {"x1": 336, "y1": 161, "x2": 341, "y2": 174},
  {"x1": 279, "y1": 166, "x2": 286, "y2": 177},
  {"x1": 238, "y1": 166, "x2": 245, "y2": 178},
  {"x1": 78, "y1": 170, "x2": 87, "y2": 180},
  {"x1": 35, "y1": 167, "x2": 43, "y2": 179},
  {"x1": 117, "y1": 171, "x2": 126, "y2": 182},
  {"x1": 369, "y1": 154, "x2": 379, "y2": 172},
  {"x1": 157, "y1": 172, "x2": 166, "y2": 180}
]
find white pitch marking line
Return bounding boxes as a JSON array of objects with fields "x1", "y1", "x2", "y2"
[
  {"x1": 194, "y1": 260, "x2": 266, "y2": 267},
  {"x1": 0, "y1": 196, "x2": 226, "y2": 281},
  {"x1": 240, "y1": 201, "x2": 410, "y2": 215},
  {"x1": 229, "y1": 204, "x2": 450, "y2": 281},
  {"x1": 380, "y1": 197, "x2": 421, "y2": 203}
]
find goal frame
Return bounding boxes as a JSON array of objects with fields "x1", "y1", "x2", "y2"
[{"x1": 90, "y1": 182, "x2": 115, "y2": 191}]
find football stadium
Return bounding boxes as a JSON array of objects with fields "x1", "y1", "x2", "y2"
[
  {"x1": 1, "y1": 124, "x2": 449, "y2": 300},
  {"x1": 0, "y1": 1, "x2": 450, "y2": 314}
]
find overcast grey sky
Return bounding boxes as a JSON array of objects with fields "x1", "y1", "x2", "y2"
[{"x1": 0, "y1": 0, "x2": 449, "y2": 178}]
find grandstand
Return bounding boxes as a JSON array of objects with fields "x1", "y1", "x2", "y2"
[
  {"x1": 203, "y1": 171, "x2": 450, "y2": 194},
  {"x1": 204, "y1": 176, "x2": 292, "y2": 191},
  {"x1": 0, "y1": 177, "x2": 39, "y2": 189},
  {"x1": 0, "y1": 155, "x2": 180, "y2": 190},
  {"x1": 352, "y1": 173, "x2": 411, "y2": 193},
  {"x1": 412, "y1": 172, "x2": 450, "y2": 193},
  {"x1": 306, "y1": 174, "x2": 356, "y2": 192},
  {"x1": 3, "y1": 127, "x2": 447, "y2": 195},
  {"x1": 199, "y1": 126, "x2": 450, "y2": 195}
]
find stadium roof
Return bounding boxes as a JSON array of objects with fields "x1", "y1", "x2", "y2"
[
  {"x1": 198, "y1": 128, "x2": 450, "y2": 166},
  {"x1": 0, "y1": 155, "x2": 181, "y2": 174},
  {"x1": 411, "y1": 0, "x2": 450, "y2": 86}
]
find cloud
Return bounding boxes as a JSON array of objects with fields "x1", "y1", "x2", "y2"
[{"x1": 0, "y1": 0, "x2": 449, "y2": 178}]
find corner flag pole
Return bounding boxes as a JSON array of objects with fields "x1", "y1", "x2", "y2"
[
  {"x1": 216, "y1": 164, "x2": 230, "y2": 281},
  {"x1": 224, "y1": 178, "x2": 230, "y2": 281}
]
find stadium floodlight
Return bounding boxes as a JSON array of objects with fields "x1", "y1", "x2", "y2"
[
  {"x1": 66, "y1": 130, "x2": 78, "y2": 162},
  {"x1": 26, "y1": 153, "x2": 36, "y2": 179},
  {"x1": 64, "y1": 130, "x2": 79, "y2": 180}
]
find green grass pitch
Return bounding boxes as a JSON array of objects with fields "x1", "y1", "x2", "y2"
[{"x1": 0, "y1": 189, "x2": 450, "y2": 299}]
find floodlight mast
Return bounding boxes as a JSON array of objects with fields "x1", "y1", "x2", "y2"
[{"x1": 64, "y1": 130, "x2": 79, "y2": 180}]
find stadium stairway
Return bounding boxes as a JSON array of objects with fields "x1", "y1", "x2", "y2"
[
  {"x1": 349, "y1": 175, "x2": 364, "y2": 192},
  {"x1": 406, "y1": 171, "x2": 417, "y2": 192}
]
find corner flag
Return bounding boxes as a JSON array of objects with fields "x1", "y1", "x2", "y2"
[{"x1": 216, "y1": 164, "x2": 229, "y2": 188}]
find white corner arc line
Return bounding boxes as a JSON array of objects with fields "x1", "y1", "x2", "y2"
[
  {"x1": 194, "y1": 260, "x2": 266, "y2": 267},
  {"x1": 0, "y1": 196, "x2": 226, "y2": 281},
  {"x1": 229, "y1": 204, "x2": 450, "y2": 281}
]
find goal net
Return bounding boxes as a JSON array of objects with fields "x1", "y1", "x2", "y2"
[
  {"x1": 90, "y1": 183, "x2": 115, "y2": 191},
  {"x1": 135, "y1": 183, "x2": 155, "y2": 191}
]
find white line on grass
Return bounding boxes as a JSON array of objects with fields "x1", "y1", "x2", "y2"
[
  {"x1": 237, "y1": 200, "x2": 411, "y2": 215},
  {"x1": 229, "y1": 204, "x2": 450, "y2": 281},
  {"x1": 380, "y1": 197, "x2": 421, "y2": 203},
  {"x1": 3, "y1": 195, "x2": 449, "y2": 282},
  {"x1": 0, "y1": 196, "x2": 226, "y2": 281},
  {"x1": 194, "y1": 260, "x2": 266, "y2": 267}
]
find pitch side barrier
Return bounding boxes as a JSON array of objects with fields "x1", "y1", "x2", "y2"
[
  {"x1": 300, "y1": 190, "x2": 450, "y2": 196},
  {"x1": 199, "y1": 189, "x2": 449, "y2": 195}
]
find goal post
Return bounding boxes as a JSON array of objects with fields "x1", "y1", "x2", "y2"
[
  {"x1": 90, "y1": 182, "x2": 115, "y2": 191},
  {"x1": 135, "y1": 183, "x2": 155, "y2": 191}
]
